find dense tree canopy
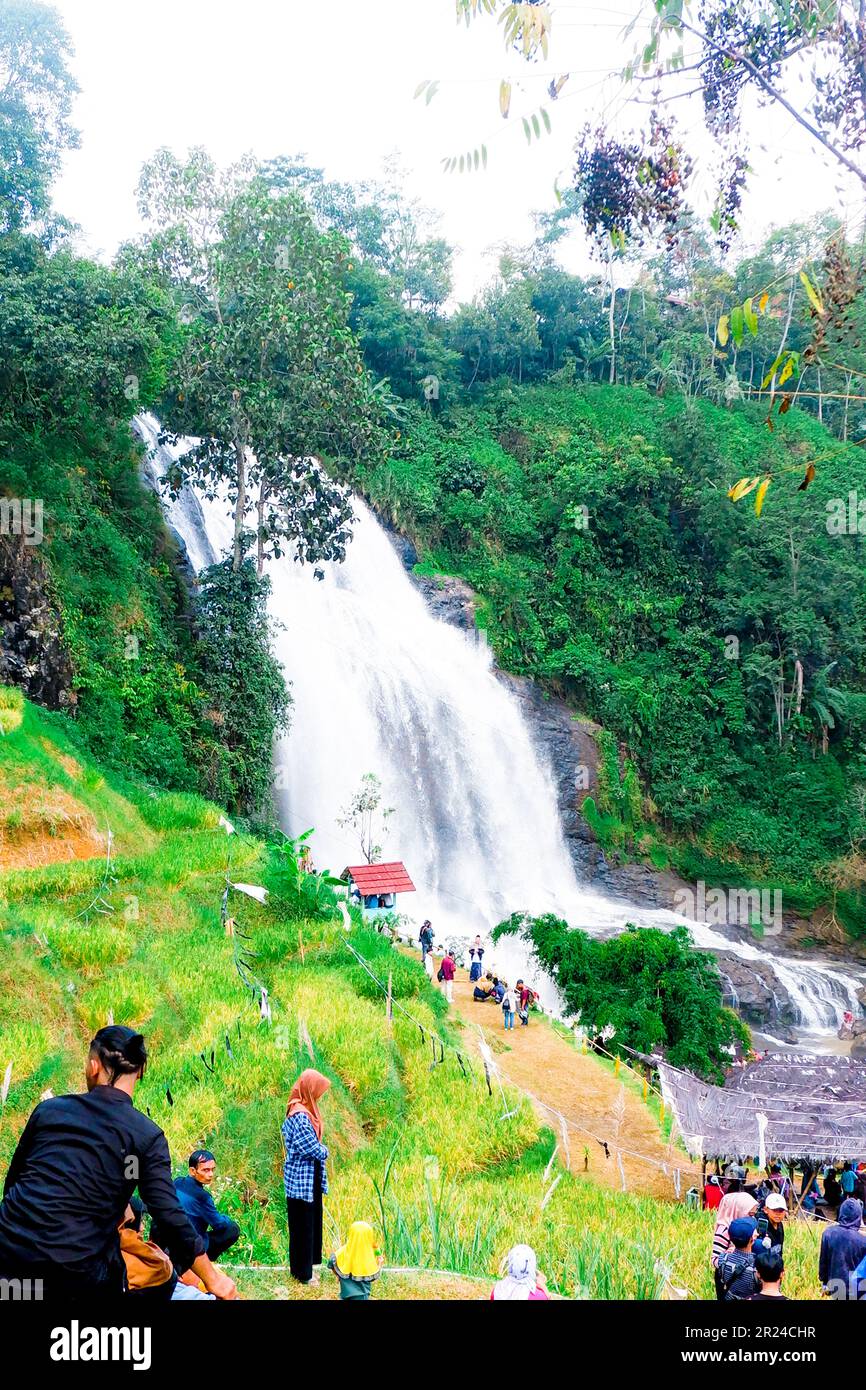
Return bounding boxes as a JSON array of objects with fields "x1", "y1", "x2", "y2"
[{"x1": 494, "y1": 911, "x2": 750, "y2": 1080}]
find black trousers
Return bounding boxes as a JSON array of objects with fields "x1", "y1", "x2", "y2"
[
  {"x1": 286, "y1": 1178, "x2": 323, "y2": 1282},
  {"x1": 206, "y1": 1220, "x2": 240, "y2": 1263}
]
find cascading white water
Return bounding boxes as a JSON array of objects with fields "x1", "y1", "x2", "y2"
[{"x1": 136, "y1": 414, "x2": 865, "y2": 1038}]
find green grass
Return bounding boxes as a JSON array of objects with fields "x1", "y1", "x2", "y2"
[{"x1": 0, "y1": 696, "x2": 824, "y2": 1299}]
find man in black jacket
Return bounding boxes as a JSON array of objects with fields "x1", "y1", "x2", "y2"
[{"x1": 0, "y1": 1026, "x2": 236, "y2": 1302}]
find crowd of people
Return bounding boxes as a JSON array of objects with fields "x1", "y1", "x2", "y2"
[
  {"x1": 708, "y1": 1159, "x2": 866, "y2": 1301},
  {"x1": 0, "y1": 1027, "x2": 552, "y2": 1304},
  {"x1": 3, "y1": 1012, "x2": 863, "y2": 1304},
  {"x1": 418, "y1": 926, "x2": 540, "y2": 1029}
]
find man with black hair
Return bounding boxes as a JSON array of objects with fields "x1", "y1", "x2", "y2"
[
  {"x1": 155, "y1": 1150, "x2": 239, "y2": 1263},
  {"x1": 0, "y1": 1026, "x2": 236, "y2": 1301},
  {"x1": 749, "y1": 1248, "x2": 788, "y2": 1300}
]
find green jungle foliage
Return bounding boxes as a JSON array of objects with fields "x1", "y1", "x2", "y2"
[
  {"x1": 355, "y1": 385, "x2": 866, "y2": 922},
  {"x1": 494, "y1": 911, "x2": 750, "y2": 1080}
]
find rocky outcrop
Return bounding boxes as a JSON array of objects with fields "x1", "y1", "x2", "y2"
[
  {"x1": 0, "y1": 533, "x2": 74, "y2": 709},
  {"x1": 713, "y1": 952, "x2": 798, "y2": 1038}
]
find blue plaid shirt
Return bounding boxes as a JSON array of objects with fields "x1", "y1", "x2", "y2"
[{"x1": 281, "y1": 1112, "x2": 329, "y2": 1202}]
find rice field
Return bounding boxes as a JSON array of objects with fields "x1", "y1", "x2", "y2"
[{"x1": 0, "y1": 696, "x2": 824, "y2": 1299}]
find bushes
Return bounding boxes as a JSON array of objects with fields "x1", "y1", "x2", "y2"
[
  {"x1": 194, "y1": 558, "x2": 291, "y2": 816},
  {"x1": 494, "y1": 912, "x2": 749, "y2": 1080}
]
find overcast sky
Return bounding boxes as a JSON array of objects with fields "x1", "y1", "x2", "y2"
[{"x1": 51, "y1": 0, "x2": 863, "y2": 299}]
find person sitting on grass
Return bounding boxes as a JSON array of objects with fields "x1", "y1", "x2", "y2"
[
  {"x1": 0, "y1": 1026, "x2": 235, "y2": 1302},
  {"x1": 490, "y1": 1244, "x2": 550, "y2": 1301},
  {"x1": 327, "y1": 1221, "x2": 383, "y2": 1300},
  {"x1": 749, "y1": 1248, "x2": 787, "y2": 1300},
  {"x1": 173, "y1": 1150, "x2": 240, "y2": 1263},
  {"x1": 120, "y1": 1198, "x2": 214, "y2": 1301},
  {"x1": 717, "y1": 1218, "x2": 759, "y2": 1302}
]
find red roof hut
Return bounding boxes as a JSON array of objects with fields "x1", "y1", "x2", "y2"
[{"x1": 342, "y1": 862, "x2": 415, "y2": 914}]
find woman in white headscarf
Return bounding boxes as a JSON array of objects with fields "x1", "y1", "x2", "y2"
[{"x1": 490, "y1": 1244, "x2": 550, "y2": 1301}]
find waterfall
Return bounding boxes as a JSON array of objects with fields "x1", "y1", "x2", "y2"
[{"x1": 135, "y1": 414, "x2": 865, "y2": 1038}]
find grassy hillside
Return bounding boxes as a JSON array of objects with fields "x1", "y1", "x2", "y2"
[
  {"x1": 356, "y1": 384, "x2": 866, "y2": 928},
  {"x1": 0, "y1": 695, "x2": 823, "y2": 1299}
]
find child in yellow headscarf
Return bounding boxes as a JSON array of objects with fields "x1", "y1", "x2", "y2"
[{"x1": 327, "y1": 1221, "x2": 383, "y2": 1300}]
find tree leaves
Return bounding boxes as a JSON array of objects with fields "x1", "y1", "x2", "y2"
[
  {"x1": 414, "y1": 80, "x2": 440, "y2": 106},
  {"x1": 799, "y1": 269, "x2": 825, "y2": 316},
  {"x1": 499, "y1": 79, "x2": 512, "y2": 119},
  {"x1": 727, "y1": 475, "x2": 763, "y2": 503},
  {"x1": 442, "y1": 146, "x2": 489, "y2": 173},
  {"x1": 728, "y1": 473, "x2": 772, "y2": 517}
]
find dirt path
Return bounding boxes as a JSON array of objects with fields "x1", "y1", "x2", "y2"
[{"x1": 446, "y1": 969, "x2": 700, "y2": 1201}]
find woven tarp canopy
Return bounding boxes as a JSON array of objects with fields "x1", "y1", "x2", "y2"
[{"x1": 656, "y1": 1053, "x2": 866, "y2": 1164}]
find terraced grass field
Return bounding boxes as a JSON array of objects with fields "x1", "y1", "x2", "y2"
[{"x1": 0, "y1": 694, "x2": 823, "y2": 1299}]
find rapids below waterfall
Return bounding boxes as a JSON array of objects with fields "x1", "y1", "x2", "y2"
[{"x1": 136, "y1": 414, "x2": 865, "y2": 1045}]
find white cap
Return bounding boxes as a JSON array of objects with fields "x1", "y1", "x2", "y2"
[{"x1": 765, "y1": 1194, "x2": 787, "y2": 1211}]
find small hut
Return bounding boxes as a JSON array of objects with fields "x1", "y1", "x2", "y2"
[
  {"x1": 654, "y1": 1052, "x2": 866, "y2": 1190},
  {"x1": 342, "y1": 862, "x2": 415, "y2": 918}
]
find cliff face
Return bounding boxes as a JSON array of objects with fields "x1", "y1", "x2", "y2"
[{"x1": 0, "y1": 533, "x2": 74, "y2": 710}]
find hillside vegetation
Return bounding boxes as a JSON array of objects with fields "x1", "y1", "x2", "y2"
[
  {"x1": 355, "y1": 385, "x2": 866, "y2": 928},
  {"x1": 0, "y1": 696, "x2": 823, "y2": 1299}
]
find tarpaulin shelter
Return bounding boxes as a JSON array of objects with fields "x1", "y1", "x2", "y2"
[{"x1": 654, "y1": 1053, "x2": 866, "y2": 1167}]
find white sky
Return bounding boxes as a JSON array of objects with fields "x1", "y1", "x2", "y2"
[{"x1": 50, "y1": 0, "x2": 864, "y2": 299}]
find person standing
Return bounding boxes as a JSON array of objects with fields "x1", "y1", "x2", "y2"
[
  {"x1": 749, "y1": 1248, "x2": 788, "y2": 1300},
  {"x1": 711, "y1": 1188, "x2": 759, "y2": 1298},
  {"x1": 0, "y1": 1026, "x2": 235, "y2": 1302},
  {"x1": 501, "y1": 982, "x2": 516, "y2": 1031},
  {"x1": 281, "y1": 1068, "x2": 331, "y2": 1284},
  {"x1": 840, "y1": 1162, "x2": 857, "y2": 1198},
  {"x1": 467, "y1": 936, "x2": 485, "y2": 983},
  {"x1": 717, "y1": 1218, "x2": 760, "y2": 1302},
  {"x1": 819, "y1": 1197, "x2": 866, "y2": 1300},
  {"x1": 516, "y1": 979, "x2": 537, "y2": 1026},
  {"x1": 327, "y1": 1220, "x2": 383, "y2": 1300},
  {"x1": 439, "y1": 949, "x2": 456, "y2": 1005},
  {"x1": 755, "y1": 1194, "x2": 786, "y2": 1255},
  {"x1": 423, "y1": 947, "x2": 436, "y2": 983},
  {"x1": 419, "y1": 920, "x2": 434, "y2": 963}
]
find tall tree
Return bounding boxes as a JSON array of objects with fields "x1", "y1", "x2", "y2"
[
  {"x1": 134, "y1": 150, "x2": 385, "y2": 573},
  {"x1": 0, "y1": 0, "x2": 79, "y2": 233}
]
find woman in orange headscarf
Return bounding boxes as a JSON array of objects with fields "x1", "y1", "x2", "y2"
[{"x1": 281, "y1": 1069, "x2": 331, "y2": 1282}]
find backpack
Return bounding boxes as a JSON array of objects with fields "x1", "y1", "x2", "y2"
[
  {"x1": 437, "y1": 965, "x2": 445, "y2": 982},
  {"x1": 719, "y1": 1252, "x2": 757, "y2": 1300}
]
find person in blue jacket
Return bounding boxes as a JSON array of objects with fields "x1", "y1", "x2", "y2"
[{"x1": 154, "y1": 1150, "x2": 240, "y2": 1263}]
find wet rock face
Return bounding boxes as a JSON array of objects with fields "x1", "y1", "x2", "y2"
[
  {"x1": 713, "y1": 951, "x2": 798, "y2": 1038},
  {"x1": 412, "y1": 573, "x2": 477, "y2": 630},
  {"x1": 0, "y1": 533, "x2": 74, "y2": 709}
]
